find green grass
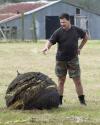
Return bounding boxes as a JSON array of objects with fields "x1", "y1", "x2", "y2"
[{"x1": 0, "y1": 40, "x2": 100, "y2": 125}]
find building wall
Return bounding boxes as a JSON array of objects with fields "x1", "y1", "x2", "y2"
[
  {"x1": 33, "y1": 1, "x2": 100, "y2": 39},
  {"x1": 34, "y1": 2, "x2": 77, "y2": 39},
  {"x1": 81, "y1": 10, "x2": 100, "y2": 39},
  {"x1": 0, "y1": 1, "x2": 100, "y2": 40},
  {"x1": 0, "y1": 15, "x2": 33, "y2": 40},
  {"x1": 0, "y1": 18, "x2": 22, "y2": 39},
  {"x1": 88, "y1": 13, "x2": 100, "y2": 39}
]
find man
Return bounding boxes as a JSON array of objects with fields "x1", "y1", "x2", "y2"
[{"x1": 42, "y1": 13, "x2": 88, "y2": 105}]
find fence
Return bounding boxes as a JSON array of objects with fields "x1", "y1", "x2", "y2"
[{"x1": 0, "y1": 13, "x2": 37, "y2": 42}]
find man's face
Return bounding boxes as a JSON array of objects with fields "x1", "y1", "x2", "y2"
[{"x1": 60, "y1": 18, "x2": 70, "y2": 29}]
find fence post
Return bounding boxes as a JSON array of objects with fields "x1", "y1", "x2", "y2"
[
  {"x1": 21, "y1": 13, "x2": 24, "y2": 41},
  {"x1": 32, "y1": 13, "x2": 37, "y2": 42}
]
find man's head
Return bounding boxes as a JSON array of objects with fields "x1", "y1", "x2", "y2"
[{"x1": 59, "y1": 13, "x2": 71, "y2": 29}]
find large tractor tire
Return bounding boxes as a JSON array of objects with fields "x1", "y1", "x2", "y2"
[{"x1": 5, "y1": 72, "x2": 60, "y2": 109}]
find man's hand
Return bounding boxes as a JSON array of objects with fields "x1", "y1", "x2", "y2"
[
  {"x1": 78, "y1": 33, "x2": 88, "y2": 55},
  {"x1": 77, "y1": 48, "x2": 81, "y2": 55},
  {"x1": 42, "y1": 41, "x2": 53, "y2": 55},
  {"x1": 42, "y1": 47, "x2": 48, "y2": 55}
]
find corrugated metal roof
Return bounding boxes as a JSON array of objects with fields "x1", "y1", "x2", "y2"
[
  {"x1": 0, "y1": 1, "x2": 47, "y2": 21},
  {"x1": 0, "y1": 0, "x2": 100, "y2": 23},
  {"x1": 63, "y1": 0, "x2": 100, "y2": 15},
  {"x1": 0, "y1": 13, "x2": 17, "y2": 21},
  {"x1": 0, "y1": 1, "x2": 60, "y2": 23},
  {"x1": 0, "y1": 2, "x2": 47, "y2": 14}
]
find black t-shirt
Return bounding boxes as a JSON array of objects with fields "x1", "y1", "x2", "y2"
[{"x1": 49, "y1": 26, "x2": 86, "y2": 61}]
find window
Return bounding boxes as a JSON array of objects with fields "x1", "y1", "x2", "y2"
[{"x1": 76, "y1": 8, "x2": 80, "y2": 15}]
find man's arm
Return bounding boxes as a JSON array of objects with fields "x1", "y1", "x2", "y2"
[
  {"x1": 42, "y1": 29, "x2": 58, "y2": 54},
  {"x1": 78, "y1": 33, "x2": 88, "y2": 55},
  {"x1": 42, "y1": 41, "x2": 53, "y2": 54}
]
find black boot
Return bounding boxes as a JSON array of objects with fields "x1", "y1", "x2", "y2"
[
  {"x1": 59, "y1": 95, "x2": 63, "y2": 105},
  {"x1": 78, "y1": 95, "x2": 87, "y2": 105}
]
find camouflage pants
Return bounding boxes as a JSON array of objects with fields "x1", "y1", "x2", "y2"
[{"x1": 55, "y1": 56, "x2": 80, "y2": 78}]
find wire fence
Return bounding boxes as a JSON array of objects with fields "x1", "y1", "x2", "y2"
[{"x1": 0, "y1": 13, "x2": 37, "y2": 42}]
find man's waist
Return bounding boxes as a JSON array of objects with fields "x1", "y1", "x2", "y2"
[{"x1": 56, "y1": 54, "x2": 76, "y2": 61}]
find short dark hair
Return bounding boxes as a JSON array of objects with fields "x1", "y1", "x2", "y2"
[{"x1": 59, "y1": 13, "x2": 70, "y2": 21}]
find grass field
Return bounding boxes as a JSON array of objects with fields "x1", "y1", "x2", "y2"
[{"x1": 0, "y1": 40, "x2": 100, "y2": 125}]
